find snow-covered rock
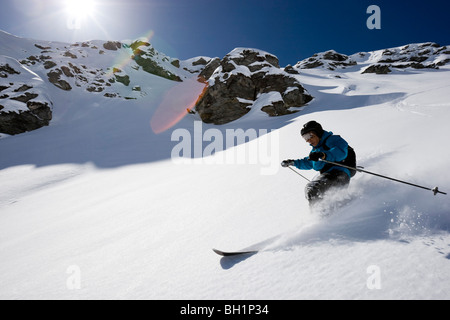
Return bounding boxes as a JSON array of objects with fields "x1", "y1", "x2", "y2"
[
  {"x1": 0, "y1": 55, "x2": 52, "y2": 134},
  {"x1": 195, "y1": 48, "x2": 313, "y2": 124},
  {"x1": 359, "y1": 42, "x2": 450, "y2": 74},
  {"x1": 295, "y1": 42, "x2": 450, "y2": 74},
  {"x1": 0, "y1": 30, "x2": 210, "y2": 134},
  {"x1": 294, "y1": 50, "x2": 357, "y2": 70}
]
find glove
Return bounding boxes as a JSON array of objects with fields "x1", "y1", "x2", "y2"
[
  {"x1": 281, "y1": 159, "x2": 295, "y2": 167},
  {"x1": 308, "y1": 152, "x2": 325, "y2": 161}
]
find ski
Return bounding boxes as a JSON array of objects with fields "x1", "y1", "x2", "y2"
[
  {"x1": 212, "y1": 248, "x2": 258, "y2": 257},
  {"x1": 213, "y1": 233, "x2": 282, "y2": 257}
]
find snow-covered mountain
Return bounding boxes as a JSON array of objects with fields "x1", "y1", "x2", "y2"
[
  {"x1": 0, "y1": 30, "x2": 449, "y2": 300},
  {"x1": 0, "y1": 30, "x2": 214, "y2": 134},
  {"x1": 2, "y1": 29, "x2": 449, "y2": 135},
  {"x1": 294, "y1": 42, "x2": 450, "y2": 72}
]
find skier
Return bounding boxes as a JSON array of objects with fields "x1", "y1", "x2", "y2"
[{"x1": 281, "y1": 121, "x2": 355, "y2": 207}]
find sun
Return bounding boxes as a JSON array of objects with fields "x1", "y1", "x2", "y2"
[
  {"x1": 65, "y1": 0, "x2": 95, "y2": 19},
  {"x1": 65, "y1": 0, "x2": 96, "y2": 30}
]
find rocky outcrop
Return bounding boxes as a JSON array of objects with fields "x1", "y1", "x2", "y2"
[
  {"x1": 295, "y1": 43, "x2": 450, "y2": 74},
  {"x1": 20, "y1": 41, "x2": 117, "y2": 95},
  {"x1": 47, "y1": 68, "x2": 72, "y2": 91},
  {"x1": 18, "y1": 37, "x2": 187, "y2": 98},
  {"x1": 361, "y1": 43, "x2": 450, "y2": 74},
  {"x1": 127, "y1": 40, "x2": 182, "y2": 82},
  {"x1": 3, "y1": 30, "x2": 449, "y2": 134},
  {"x1": 295, "y1": 50, "x2": 357, "y2": 70},
  {"x1": 362, "y1": 64, "x2": 392, "y2": 74},
  {"x1": 0, "y1": 56, "x2": 52, "y2": 135},
  {"x1": 199, "y1": 58, "x2": 221, "y2": 79},
  {"x1": 195, "y1": 48, "x2": 313, "y2": 124},
  {"x1": 103, "y1": 41, "x2": 122, "y2": 51},
  {"x1": 0, "y1": 101, "x2": 52, "y2": 135}
]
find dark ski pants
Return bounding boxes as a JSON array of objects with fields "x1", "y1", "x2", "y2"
[{"x1": 305, "y1": 170, "x2": 350, "y2": 205}]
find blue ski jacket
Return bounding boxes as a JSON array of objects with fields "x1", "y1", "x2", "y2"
[{"x1": 293, "y1": 130, "x2": 351, "y2": 177}]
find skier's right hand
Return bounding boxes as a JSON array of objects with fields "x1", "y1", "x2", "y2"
[{"x1": 281, "y1": 159, "x2": 295, "y2": 167}]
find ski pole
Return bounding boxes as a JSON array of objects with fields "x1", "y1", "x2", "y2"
[
  {"x1": 287, "y1": 166, "x2": 311, "y2": 182},
  {"x1": 319, "y1": 159, "x2": 447, "y2": 196}
]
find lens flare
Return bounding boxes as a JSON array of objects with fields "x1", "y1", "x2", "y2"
[
  {"x1": 150, "y1": 76, "x2": 208, "y2": 134},
  {"x1": 106, "y1": 30, "x2": 155, "y2": 78}
]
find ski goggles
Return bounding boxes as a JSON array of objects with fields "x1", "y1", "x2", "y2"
[{"x1": 302, "y1": 132, "x2": 315, "y2": 141}]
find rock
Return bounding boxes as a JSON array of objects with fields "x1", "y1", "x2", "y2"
[
  {"x1": 372, "y1": 42, "x2": 449, "y2": 70},
  {"x1": 261, "y1": 100, "x2": 287, "y2": 116},
  {"x1": 43, "y1": 61, "x2": 57, "y2": 69},
  {"x1": 104, "y1": 93, "x2": 118, "y2": 98},
  {"x1": 195, "y1": 48, "x2": 313, "y2": 124},
  {"x1": 134, "y1": 54, "x2": 182, "y2": 81},
  {"x1": 192, "y1": 57, "x2": 209, "y2": 66},
  {"x1": 63, "y1": 51, "x2": 77, "y2": 59},
  {"x1": 34, "y1": 44, "x2": 51, "y2": 50},
  {"x1": 103, "y1": 41, "x2": 122, "y2": 51},
  {"x1": 47, "y1": 69, "x2": 72, "y2": 91},
  {"x1": 195, "y1": 74, "x2": 255, "y2": 124},
  {"x1": 171, "y1": 59, "x2": 180, "y2": 68},
  {"x1": 0, "y1": 56, "x2": 53, "y2": 135},
  {"x1": 10, "y1": 92, "x2": 39, "y2": 103},
  {"x1": 199, "y1": 58, "x2": 221, "y2": 79},
  {"x1": 27, "y1": 101, "x2": 52, "y2": 124},
  {"x1": 282, "y1": 87, "x2": 311, "y2": 108},
  {"x1": 0, "y1": 63, "x2": 21, "y2": 77},
  {"x1": 14, "y1": 84, "x2": 33, "y2": 92},
  {"x1": 128, "y1": 40, "x2": 182, "y2": 82},
  {"x1": 61, "y1": 66, "x2": 74, "y2": 77},
  {"x1": 295, "y1": 50, "x2": 357, "y2": 70},
  {"x1": 112, "y1": 68, "x2": 130, "y2": 86},
  {"x1": 284, "y1": 65, "x2": 299, "y2": 74},
  {"x1": 295, "y1": 43, "x2": 450, "y2": 74},
  {"x1": 362, "y1": 64, "x2": 392, "y2": 74},
  {"x1": 0, "y1": 102, "x2": 52, "y2": 135}
]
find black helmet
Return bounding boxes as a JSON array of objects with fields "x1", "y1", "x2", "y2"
[{"x1": 301, "y1": 121, "x2": 324, "y2": 138}]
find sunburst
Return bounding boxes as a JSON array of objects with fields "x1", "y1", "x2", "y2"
[{"x1": 65, "y1": 0, "x2": 95, "y2": 19}]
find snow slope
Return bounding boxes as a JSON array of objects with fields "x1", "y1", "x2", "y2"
[{"x1": 1, "y1": 35, "x2": 450, "y2": 299}]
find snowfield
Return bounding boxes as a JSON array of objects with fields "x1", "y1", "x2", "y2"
[{"x1": 1, "y1": 37, "x2": 449, "y2": 299}]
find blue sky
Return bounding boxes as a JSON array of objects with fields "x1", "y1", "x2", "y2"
[{"x1": 0, "y1": 0, "x2": 448, "y2": 66}]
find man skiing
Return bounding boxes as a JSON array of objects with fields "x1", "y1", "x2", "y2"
[{"x1": 281, "y1": 121, "x2": 355, "y2": 207}]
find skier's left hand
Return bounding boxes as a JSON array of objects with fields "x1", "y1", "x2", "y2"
[
  {"x1": 309, "y1": 152, "x2": 325, "y2": 161},
  {"x1": 281, "y1": 159, "x2": 295, "y2": 167}
]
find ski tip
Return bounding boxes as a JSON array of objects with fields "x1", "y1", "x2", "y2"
[
  {"x1": 212, "y1": 248, "x2": 258, "y2": 257},
  {"x1": 212, "y1": 248, "x2": 226, "y2": 256}
]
